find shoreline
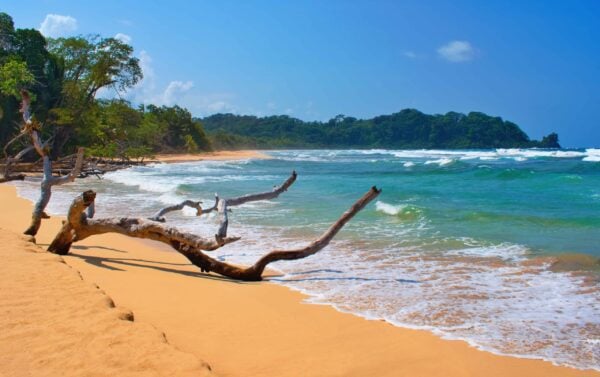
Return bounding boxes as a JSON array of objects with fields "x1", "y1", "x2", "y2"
[
  {"x1": 154, "y1": 150, "x2": 271, "y2": 163},
  {"x1": 1, "y1": 168, "x2": 598, "y2": 375}
]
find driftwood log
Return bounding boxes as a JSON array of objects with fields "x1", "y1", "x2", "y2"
[
  {"x1": 148, "y1": 171, "x2": 298, "y2": 239},
  {"x1": 48, "y1": 186, "x2": 380, "y2": 281}
]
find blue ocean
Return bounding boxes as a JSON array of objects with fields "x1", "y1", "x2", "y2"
[{"x1": 14, "y1": 148, "x2": 600, "y2": 370}]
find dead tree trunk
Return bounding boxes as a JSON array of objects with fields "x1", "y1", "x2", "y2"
[
  {"x1": 148, "y1": 171, "x2": 298, "y2": 239},
  {"x1": 23, "y1": 147, "x2": 84, "y2": 236},
  {"x1": 17, "y1": 90, "x2": 85, "y2": 236},
  {"x1": 48, "y1": 186, "x2": 380, "y2": 281}
]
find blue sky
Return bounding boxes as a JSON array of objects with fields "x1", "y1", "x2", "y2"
[{"x1": 4, "y1": 0, "x2": 600, "y2": 147}]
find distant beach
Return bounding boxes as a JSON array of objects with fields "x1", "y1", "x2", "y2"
[
  {"x1": 1, "y1": 149, "x2": 598, "y2": 376},
  {"x1": 154, "y1": 150, "x2": 270, "y2": 163}
]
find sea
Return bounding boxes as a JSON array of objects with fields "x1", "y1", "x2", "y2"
[{"x1": 12, "y1": 148, "x2": 600, "y2": 371}]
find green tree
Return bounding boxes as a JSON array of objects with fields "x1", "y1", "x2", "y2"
[
  {"x1": 0, "y1": 13, "x2": 15, "y2": 55},
  {"x1": 47, "y1": 35, "x2": 143, "y2": 155},
  {"x1": 0, "y1": 59, "x2": 34, "y2": 98}
]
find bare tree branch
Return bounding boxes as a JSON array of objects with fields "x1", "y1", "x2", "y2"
[
  {"x1": 148, "y1": 200, "x2": 203, "y2": 222},
  {"x1": 148, "y1": 171, "x2": 297, "y2": 225},
  {"x1": 226, "y1": 171, "x2": 298, "y2": 206},
  {"x1": 215, "y1": 171, "x2": 298, "y2": 238},
  {"x1": 18, "y1": 90, "x2": 85, "y2": 236}
]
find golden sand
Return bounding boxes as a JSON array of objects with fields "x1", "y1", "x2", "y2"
[
  {"x1": 154, "y1": 150, "x2": 270, "y2": 163},
  {"x1": 0, "y1": 168, "x2": 597, "y2": 376}
]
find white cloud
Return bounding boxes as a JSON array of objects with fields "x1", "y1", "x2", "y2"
[
  {"x1": 437, "y1": 40, "x2": 474, "y2": 62},
  {"x1": 127, "y1": 51, "x2": 193, "y2": 106},
  {"x1": 39, "y1": 14, "x2": 78, "y2": 38},
  {"x1": 114, "y1": 33, "x2": 132, "y2": 44},
  {"x1": 160, "y1": 81, "x2": 194, "y2": 105},
  {"x1": 124, "y1": 50, "x2": 236, "y2": 115},
  {"x1": 403, "y1": 51, "x2": 418, "y2": 59}
]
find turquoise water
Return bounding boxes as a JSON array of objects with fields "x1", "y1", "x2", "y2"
[{"x1": 14, "y1": 148, "x2": 600, "y2": 370}]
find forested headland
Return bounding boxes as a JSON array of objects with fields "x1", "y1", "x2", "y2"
[
  {"x1": 1, "y1": 11, "x2": 559, "y2": 162},
  {"x1": 201, "y1": 112, "x2": 560, "y2": 150}
]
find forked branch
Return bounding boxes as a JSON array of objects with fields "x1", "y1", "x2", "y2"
[
  {"x1": 215, "y1": 171, "x2": 297, "y2": 238},
  {"x1": 48, "y1": 186, "x2": 380, "y2": 281},
  {"x1": 20, "y1": 90, "x2": 85, "y2": 236},
  {"x1": 148, "y1": 171, "x2": 297, "y2": 226},
  {"x1": 148, "y1": 200, "x2": 204, "y2": 222}
]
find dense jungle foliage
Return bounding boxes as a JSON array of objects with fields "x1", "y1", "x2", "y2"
[{"x1": 202, "y1": 111, "x2": 560, "y2": 150}]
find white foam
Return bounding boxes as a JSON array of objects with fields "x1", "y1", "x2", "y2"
[
  {"x1": 583, "y1": 148, "x2": 600, "y2": 162},
  {"x1": 403, "y1": 161, "x2": 415, "y2": 167},
  {"x1": 424, "y1": 158, "x2": 454, "y2": 166},
  {"x1": 268, "y1": 148, "x2": 597, "y2": 165},
  {"x1": 496, "y1": 148, "x2": 586, "y2": 159},
  {"x1": 375, "y1": 201, "x2": 405, "y2": 215},
  {"x1": 444, "y1": 243, "x2": 528, "y2": 261}
]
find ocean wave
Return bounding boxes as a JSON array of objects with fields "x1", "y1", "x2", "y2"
[
  {"x1": 267, "y1": 148, "x2": 600, "y2": 165},
  {"x1": 443, "y1": 243, "x2": 529, "y2": 261},
  {"x1": 583, "y1": 148, "x2": 600, "y2": 162},
  {"x1": 424, "y1": 158, "x2": 455, "y2": 166},
  {"x1": 270, "y1": 242, "x2": 600, "y2": 371},
  {"x1": 375, "y1": 201, "x2": 422, "y2": 221}
]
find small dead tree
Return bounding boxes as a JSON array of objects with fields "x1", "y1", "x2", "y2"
[
  {"x1": 48, "y1": 186, "x2": 380, "y2": 281},
  {"x1": 10, "y1": 90, "x2": 85, "y2": 236}
]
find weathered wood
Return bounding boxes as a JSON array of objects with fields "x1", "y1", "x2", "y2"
[
  {"x1": 18, "y1": 90, "x2": 85, "y2": 236},
  {"x1": 148, "y1": 200, "x2": 203, "y2": 222},
  {"x1": 48, "y1": 186, "x2": 380, "y2": 281},
  {"x1": 149, "y1": 171, "x2": 298, "y2": 241},
  {"x1": 48, "y1": 190, "x2": 240, "y2": 255},
  {"x1": 0, "y1": 174, "x2": 25, "y2": 183},
  {"x1": 216, "y1": 171, "x2": 298, "y2": 238}
]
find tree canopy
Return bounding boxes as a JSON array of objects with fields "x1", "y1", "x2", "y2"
[
  {"x1": 201, "y1": 110, "x2": 560, "y2": 149},
  {"x1": 0, "y1": 11, "x2": 212, "y2": 159}
]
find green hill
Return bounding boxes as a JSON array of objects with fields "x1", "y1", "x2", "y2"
[{"x1": 199, "y1": 109, "x2": 560, "y2": 150}]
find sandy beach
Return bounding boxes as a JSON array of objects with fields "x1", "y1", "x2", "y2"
[
  {"x1": 0, "y1": 157, "x2": 598, "y2": 376},
  {"x1": 154, "y1": 150, "x2": 270, "y2": 163}
]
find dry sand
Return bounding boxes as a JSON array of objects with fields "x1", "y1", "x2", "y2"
[
  {"x1": 0, "y1": 209, "x2": 214, "y2": 376},
  {"x1": 0, "y1": 178, "x2": 598, "y2": 376},
  {"x1": 154, "y1": 150, "x2": 270, "y2": 163}
]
